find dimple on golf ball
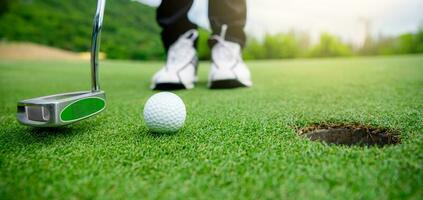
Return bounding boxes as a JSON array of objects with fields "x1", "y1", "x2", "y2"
[{"x1": 143, "y1": 92, "x2": 186, "y2": 133}]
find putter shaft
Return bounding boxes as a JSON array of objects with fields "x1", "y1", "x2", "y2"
[{"x1": 91, "y1": 0, "x2": 105, "y2": 92}]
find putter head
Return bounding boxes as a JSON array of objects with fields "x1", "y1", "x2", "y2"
[{"x1": 17, "y1": 91, "x2": 106, "y2": 127}]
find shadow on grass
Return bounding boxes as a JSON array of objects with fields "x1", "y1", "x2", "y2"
[
  {"x1": 1, "y1": 124, "x2": 87, "y2": 148},
  {"x1": 28, "y1": 126, "x2": 80, "y2": 138},
  {"x1": 146, "y1": 130, "x2": 178, "y2": 138},
  {"x1": 200, "y1": 81, "x2": 249, "y2": 90},
  {"x1": 134, "y1": 125, "x2": 179, "y2": 140}
]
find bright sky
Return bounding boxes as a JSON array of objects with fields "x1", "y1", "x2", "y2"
[{"x1": 136, "y1": 0, "x2": 423, "y2": 44}]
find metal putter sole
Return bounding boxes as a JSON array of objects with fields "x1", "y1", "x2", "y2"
[{"x1": 17, "y1": 0, "x2": 107, "y2": 127}]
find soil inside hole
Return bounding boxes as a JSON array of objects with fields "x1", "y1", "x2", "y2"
[{"x1": 298, "y1": 124, "x2": 400, "y2": 147}]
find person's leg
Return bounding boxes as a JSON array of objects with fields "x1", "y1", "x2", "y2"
[
  {"x1": 208, "y1": 0, "x2": 246, "y2": 48},
  {"x1": 156, "y1": 0, "x2": 197, "y2": 52},
  {"x1": 152, "y1": 0, "x2": 199, "y2": 90},
  {"x1": 207, "y1": 0, "x2": 251, "y2": 89}
]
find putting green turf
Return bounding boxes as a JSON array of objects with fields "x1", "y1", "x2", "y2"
[{"x1": 0, "y1": 55, "x2": 422, "y2": 199}]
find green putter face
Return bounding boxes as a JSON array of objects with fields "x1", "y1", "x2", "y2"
[{"x1": 60, "y1": 97, "x2": 106, "y2": 122}]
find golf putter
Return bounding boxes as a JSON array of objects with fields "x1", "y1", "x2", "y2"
[{"x1": 17, "y1": 0, "x2": 107, "y2": 127}]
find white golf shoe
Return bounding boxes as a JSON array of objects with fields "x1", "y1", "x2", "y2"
[
  {"x1": 151, "y1": 30, "x2": 199, "y2": 90},
  {"x1": 208, "y1": 25, "x2": 252, "y2": 89}
]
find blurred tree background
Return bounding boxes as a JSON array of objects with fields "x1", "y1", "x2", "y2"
[
  {"x1": 243, "y1": 27, "x2": 423, "y2": 60},
  {"x1": 0, "y1": 0, "x2": 164, "y2": 60},
  {"x1": 0, "y1": 0, "x2": 422, "y2": 60}
]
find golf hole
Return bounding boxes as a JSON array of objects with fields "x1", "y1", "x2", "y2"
[{"x1": 298, "y1": 123, "x2": 400, "y2": 147}]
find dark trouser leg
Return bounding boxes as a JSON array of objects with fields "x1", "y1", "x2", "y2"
[
  {"x1": 156, "y1": 0, "x2": 197, "y2": 52},
  {"x1": 208, "y1": 0, "x2": 247, "y2": 48}
]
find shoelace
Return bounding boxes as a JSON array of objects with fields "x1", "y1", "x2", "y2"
[
  {"x1": 211, "y1": 25, "x2": 239, "y2": 64},
  {"x1": 167, "y1": 30, "x2": 198, "y2": 68}
]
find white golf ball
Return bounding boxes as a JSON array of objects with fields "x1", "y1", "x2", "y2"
[{"x1": 143, "y1": 92, "x2": 186, "y2": 133}]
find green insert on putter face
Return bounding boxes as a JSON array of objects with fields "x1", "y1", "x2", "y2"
[
  {"x1": 60, "y1": 97, "x2": 106, "y2": 122},
  {"x1": 16, "y1": 0, "x2": 107, "y2": 127}
]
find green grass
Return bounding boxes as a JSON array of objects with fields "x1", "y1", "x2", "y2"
[{"x1": 0, "y1": 55, "x2": 422, "y2": 199}]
